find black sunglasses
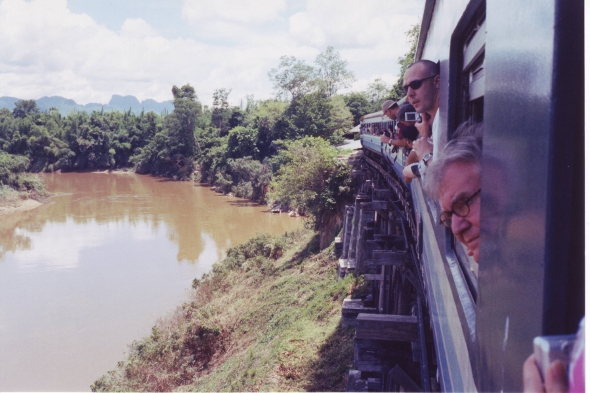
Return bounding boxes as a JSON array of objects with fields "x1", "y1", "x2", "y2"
[
  {"x1": 439, "y1": 189, "x2": 481, "y2": 228},
  {"x1": 403, "y1": 75, "x2": 436, "y2": 93}
]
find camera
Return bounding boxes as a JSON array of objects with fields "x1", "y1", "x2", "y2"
[
  {"x1": 405, "y1": 112, "x2": 421, "y2": 122},
  {"x1": 533, "y1": 334, "x2": 576, "y2": 381}
]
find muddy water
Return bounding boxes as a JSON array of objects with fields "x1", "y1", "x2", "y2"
[{"x1": 0, "y1": 172, "x2": 302, "y2": 392}]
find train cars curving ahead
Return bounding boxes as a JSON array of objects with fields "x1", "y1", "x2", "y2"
[{"x1": 346, "y1": 0, "x2": 584, "y2": 391}]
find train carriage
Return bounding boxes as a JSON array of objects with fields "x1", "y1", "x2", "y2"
[{"x1": 350, "y1": 0, "x2": 584, "y2": 391}]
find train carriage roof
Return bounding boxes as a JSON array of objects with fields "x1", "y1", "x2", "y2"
[{"x1": 360, "y1": 111, "x2": 389, "y2": 124}]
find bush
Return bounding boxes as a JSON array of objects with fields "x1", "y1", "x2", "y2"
[{"x1": 267, "y1": 137, "x2": 352, "y2": 227}]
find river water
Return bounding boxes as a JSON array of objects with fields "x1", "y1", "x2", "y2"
[{"x1": 0, "y1": 172, "x2": 302, "y2": 392}]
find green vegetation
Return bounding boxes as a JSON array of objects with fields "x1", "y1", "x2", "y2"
[
  {"x1": 1, "y1": 36, "x2": 424, "y2": 214},
  {"x1": 0, "y1": 151, "x2": 46, "y2": 203},
  {"x1": 268, "y1": 137, "x2": 352, "y2": 228},
  {"x1": 91, "y1": 230, "x2": 364, "y2": 392},
  {"x1": 390, "y1": 24, "x2": 421, "y2": 100}
]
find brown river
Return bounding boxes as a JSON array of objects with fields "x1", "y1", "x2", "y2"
[{"x1": 0, "y1": 172, "x2": 302, "y2": 391}]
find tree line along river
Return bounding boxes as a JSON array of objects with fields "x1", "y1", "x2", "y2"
[{"x1": 0, "y1": 172, "x2": 302, "y2": 392}]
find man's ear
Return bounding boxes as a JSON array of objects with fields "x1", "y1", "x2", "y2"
[{"x1": 434, "y1": 74, "x2": 441, "y2": 89}]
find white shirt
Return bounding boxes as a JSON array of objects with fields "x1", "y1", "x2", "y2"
[
  {"x1": 432, "y1": 109, "x2": 442, "y2": 160},
  {"x1": 418, "y1": 109, "x2": 440, "y2": 177}
]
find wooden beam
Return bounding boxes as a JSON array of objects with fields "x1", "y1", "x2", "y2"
[
  {"x1": 388, "y1": 365, "x2": 422, "y2": 392},
  {"x1": 372, "y1": 200, "x2": 388, "y2": 210},
  {"x1": 373, "y1": 234, "x2": 405, "y2": 243},
  {"x1": 355, "y1": 313, "x2": 419, "y2": 341},
  {"x1": 364, "y1": 273, "x2": 384, "y2": 281},
  {"x1": 342, "y1": 298, "x2": 377, "y2": 327},
  {"x1": 373, "y1": 189, "x2": 393, "y2": 199},
  {"x1": 372, "y1": 250, "x2": 408, "y2": 265}
]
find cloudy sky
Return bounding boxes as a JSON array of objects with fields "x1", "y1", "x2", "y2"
[{"x1": 0, "y1": 0, "x2": 424, "y2": 107}]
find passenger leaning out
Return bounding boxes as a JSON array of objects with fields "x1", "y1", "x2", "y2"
[
  {"x1": 423, "y1": 121, "x2": 483, "y2": 262},
  {"x1": 400, "y1": 125, "x2": 420, "y2": 184},
  {"x1": 403, "y1": 59, "x2": 440, "y2": 174}
]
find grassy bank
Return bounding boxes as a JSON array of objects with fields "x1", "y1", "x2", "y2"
[
  {"x1": 0, "y1": 152, "x2": 48, "y2": 210},
  {"x1": 92, "y1": 229, "x2": 365, "y2": 392}
]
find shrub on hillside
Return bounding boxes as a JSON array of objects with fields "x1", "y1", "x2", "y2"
[{"x1": 267, "y1": 137, "x2": 352, "y2": 228}]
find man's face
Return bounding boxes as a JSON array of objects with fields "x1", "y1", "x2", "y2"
[
  {"x1": 438, "y1": 162, "x2": 481, "y2": 261},
  {"x1": 403, "y1": 63, "x2": 439, "y2": 114},
  {"x1": 385, "y1": 106, "x2": 399, "y2": 120}
]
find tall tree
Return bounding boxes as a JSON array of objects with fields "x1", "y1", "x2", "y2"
[
  {"x1": 365, "y1": 78, "x2": 390, "y2": 111},
  {"x1": 13, "y1": 100, "x2": 39, "y2": 119},
  {"x1": 314, "y1": 46, "x2": 355, "y2": 97},
  {"x1": 212, "y1": 88, "x2": 232, "y2": 135},
  {"x1": 132, "y1": 84, "x2": 201, "y2": 179},
  {"x1": 268, "y1": 56, "x2": 318, "y2": 101},
  {"x1": 252, "y1": 100, "x2": 288, "y2": 158},
  {"x1": 390, "y1": 24, "x2": 420, "y2": 100},
  {"x1": 343, "y1": 92, "x2": 372, "y2": 126},
  {"x1": 328, "y1": 96, "x2": 353, "y2": 144},
  {"x1": 275, "y1": 92, "x2": 332, "y2": 141}
]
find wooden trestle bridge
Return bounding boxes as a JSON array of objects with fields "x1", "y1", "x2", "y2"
[{"x1": 335, "y1": 151, "x2": 435, "y2": 392}]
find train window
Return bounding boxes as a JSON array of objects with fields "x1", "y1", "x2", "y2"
[
  {"x1": 459, "y1": 15, "x2": 485, "y2": 123},
  {"x1": 448, "y1": 5, "x2": 486, "y2": 300}
]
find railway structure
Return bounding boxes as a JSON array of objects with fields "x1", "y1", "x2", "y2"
[{"x1": 336, "y1": 0, "x2": 584, "y2": 391}]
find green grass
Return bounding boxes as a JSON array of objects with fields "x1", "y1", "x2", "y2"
[{"x1": 92, "y1": 229, "x2": 360, "y2": 392}]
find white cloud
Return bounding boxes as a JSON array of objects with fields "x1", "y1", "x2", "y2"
[
  {"x1": 289, "y1": 0, "x2": 422, "y2": 49},
  {"x1": 9, "y1": 218, "x2": 169, "y2": 270},
  {"x1": 121, "y1": 18, "x2": 160, "y2": 39},
  {"x1": 0, "y1": 0, "x2": 424, "y2": 106},
  {"x1": 182, "y1": 0, "x2": 286, "y2": 24}
]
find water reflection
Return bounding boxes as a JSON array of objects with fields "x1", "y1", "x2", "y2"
[
  {"x1": 0, "y1": 173, "x2": 301, "y2": 391},
  {"x1": 1, "y1": 172, "x2": 300, "y2": 266}
]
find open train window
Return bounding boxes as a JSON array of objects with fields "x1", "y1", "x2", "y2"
[
  {"x1": 458, "y1": 12, "x2": 485, "y2": 124},
  {"x1": 447, "y1": 1, "x2": 486, "y2": 306}
]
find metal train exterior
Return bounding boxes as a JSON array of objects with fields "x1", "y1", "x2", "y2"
[{"x1": 348, "y1": 0, "x2": 584, "y2": 391}]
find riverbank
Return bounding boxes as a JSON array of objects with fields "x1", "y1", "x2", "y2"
[
  {"x1": 0, "y1": 189, "x2": 49, "y2": 215},
  {"x1": 92, "y1": 229, "x2": 363, "y2": 392}
]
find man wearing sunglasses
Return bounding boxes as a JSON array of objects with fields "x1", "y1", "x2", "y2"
[
  {"x1": 403, "y1": 60, "x2": 441, "y2": 173},
  {"x1": 380, "y1": 98, "x2": 410, "y2": 147},
  {"x1": 424, "y1": 123, "x2": 483, "y2": 262}
]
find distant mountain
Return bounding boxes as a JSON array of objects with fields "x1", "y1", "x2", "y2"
[
  {"x1": 0, "y1": 97, "x2": 20, "y2": 110},
  {"x1": 108, "y1": 94, "x2": 141, "y2": 110},
  {"x1": 0, "y1": 95, "x2": 174, "y2": 116},
  {"x1": 36, "y1": 96, "x2": 80, "y2": 114}
]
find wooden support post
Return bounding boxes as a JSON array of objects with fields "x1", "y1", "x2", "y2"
[
  {"x1": 346, "y1": 370, "x2": 368, "y2": 392},
  {"x1": 334, "y1": 236, "x2": 342, "y2": 258},
  {"x1": 378, "y1": 265, "x2": 385, "y2": 313},
  {"x1": 354, "y1": 202, "x2": 374, "y2": 276},
  {"x1": 341, "y1": 205, "x2": 354, "y2": 259},
  {"x1": 354, "y1": 338, "x2": 411, "y2": 373}
]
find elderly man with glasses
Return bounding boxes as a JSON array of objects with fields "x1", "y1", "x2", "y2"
[
  {"x1": 424, "y1": 122, "x2": 483, "y2": 262},
  {"x1": 403, "y1": 59, "x2": 441, "y2": 173}
]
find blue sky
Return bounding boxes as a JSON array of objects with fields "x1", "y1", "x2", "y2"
[{"x1": 0, "y1": 0, "x2": 424, "y2": 106}]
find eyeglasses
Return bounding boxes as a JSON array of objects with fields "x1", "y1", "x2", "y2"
[
  {"x1": 439, "y1": 189, "x2": 481, "y2": 228},
  {"x1": 403, "y1": 75, "x2": 436, "y2": 93}
]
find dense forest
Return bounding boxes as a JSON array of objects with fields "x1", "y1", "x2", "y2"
[{"x1": 0, "y1": 35, "x2": 418, "y2": 222}]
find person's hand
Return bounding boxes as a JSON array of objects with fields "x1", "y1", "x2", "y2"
[
  {"x1": 415, "y1": 117, "x2": 431, "y2": 137},
  {"x1": 523, "y1": 354, "x2": 568, "y2": 393},
  {"x1": 413, "y1": 137, "x2": 433, "y2": 161},
  {"x1": 380, "y1": 134, "x2": 390, "y2": 144}
]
